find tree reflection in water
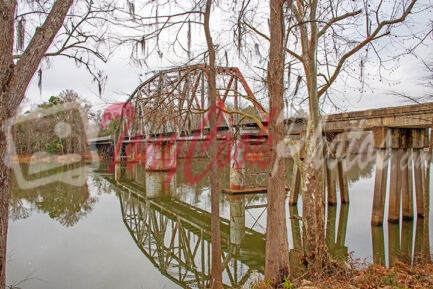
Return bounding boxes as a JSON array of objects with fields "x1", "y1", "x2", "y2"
[{"x1": 9, "y1": 163, "x2": 97, "y2": 227}]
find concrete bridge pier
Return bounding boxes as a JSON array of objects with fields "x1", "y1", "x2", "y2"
[
  {"x1": 125, "y1": 142, "x2": 136, "y2": 162},
  {"x1": 289, "y1": 163, "x2": 301, "y2": 205},
  {"x1": 229, "y1": 139, "x2": 245, "y2": 190},
  {"x1": 124, "y1": 162, "x2": 138, "y2": 181},
  {"x1": 114, "y1": 163, "x2": 122, "y2": 182},
  {"x1": 413, "y1": 147, "x2": 426, "y2": 218},
  {"x1": 145, "y1": 139, "x2": 178, "y2": 171},
  {"x1": 325, "y1": 157, "x2": 349, "y2": 205},
  {"x1": 229, "y1": 195, "x2": 246, "y2": 245},
  {"x1": 124, "y1": 140, "x2": 146, "y2": 163},
  {"x1": 325, "y1": 136, "x2": 350, "y2": 205},
  {"x1": 371, "y1": 147, "x2": 389, "y2": 226},
  {"x1": 371, "y1": 127, "x2": 428, "y2": 225},
  {"x1": 289, "y1": 135, "x2": 349, "y2": 205},
  {"x1": 326, "y1": 158, "x2": 338, "y2": 205}
]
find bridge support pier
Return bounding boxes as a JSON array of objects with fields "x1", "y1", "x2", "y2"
[
  {"x1": 371, "y1": 148, "x2": 389, "y2": 226},
  {"x1": 145, "y1": 140, "x2": 177, "y2": 171},
  {"x1": 229, "y1": 195, "x2": 245, "y2": 245},
  {"x1": 324, "y1": 137, "x2": 350, "y2": 205},
  {"x1": 289, "y1": 137, "x2": 350, "y2": 205},
  {"x1": 371, "y1": 127, "x2": 428, "y2": 225},
  {"x1": 114, "y1": 163, "x2": 122, "y2": 182},
  {"x1": 413, "y1": 148, "x2": 426, "y2": 217},
  {"x1": 229, "y1": 139, "x2": 245, "y2": 190},
  {"x1": 337, "y1": 158, "x2": 350, "y2": 204},
  {"x1": 326, "y1": 158, "x2": 338, "y2": 205}
]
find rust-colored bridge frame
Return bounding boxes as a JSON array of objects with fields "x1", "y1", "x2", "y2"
[{"x1": 120, "y1": 64, "x2": 268, "y2": 141}]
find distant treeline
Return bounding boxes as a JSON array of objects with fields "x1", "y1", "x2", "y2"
[{"x1": 12, "y1": 90, "x2": 95, "y2": 155}]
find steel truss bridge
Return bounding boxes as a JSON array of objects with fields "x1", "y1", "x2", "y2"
[
  {"x1": 110, "y1": 63, "x2": 433, "y2": 143},
  {"x1": 92, "y1": 64, "x2": 433, "y2": 228},
  {"x1": 119, "y1": 64, "x2": 268, "y2": 141}
]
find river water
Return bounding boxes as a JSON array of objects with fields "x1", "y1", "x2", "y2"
[{"x1": 6, "y1": 156, "x2": 433, "y2": 288}]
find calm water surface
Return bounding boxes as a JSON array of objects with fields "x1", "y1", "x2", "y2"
[{"x1": 6, "y1": 157, "x2": 433, "y2": 288}]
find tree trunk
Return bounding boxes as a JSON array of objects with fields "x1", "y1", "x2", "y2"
[
  {"x1": 0, "y1": 0, "x2": 74, "y2": 285},
  {"x1": 300, "y1": 44, "x2": 329, "y2": 273},
  {"x1": 423, "y1": 118, "x2": 432, "y2": 264},
  {"x1": 301, "y1": 119, "x2": 328, "y2": 270},
  {"x1": 204, "y1": 0, "x2": 223, "y2": 288},
  {"x1": 0, "y1": 0, "x2": 17, "y2": 283},
  {"x1": 292, "y1": 0, "x2": 329, "y2": 272},
  {"x1": 0, "y1": 135, "x2": 11, "y2": 289},
  {"x1": 265, "y1": 0, "x2": 290, "y2": 284}
]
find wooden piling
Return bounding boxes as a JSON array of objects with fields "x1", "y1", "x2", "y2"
[{"x1": 371, "y1": 149, "x2": 389, "y2": 226}]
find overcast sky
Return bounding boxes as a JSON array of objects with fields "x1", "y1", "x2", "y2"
[
  {"x1": 24, "y1": 45, "x2": 431, "y2": 115},
  {"x1": 22, "y1": 2, "x2": 433, "y2": 115}
]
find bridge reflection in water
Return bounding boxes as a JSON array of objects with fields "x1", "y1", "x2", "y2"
[
  {"x1": 372, "y1": 217, "x2": 428, "y2": 267},
  {"x1": 112, "y1": 163, "x2": 265, "y2": 288},
  {"x1": 96, "y1": 150, "x2": 432, "y2": 287},
  {"x1": 99, "y1": 160, "x2": 358, "y2": 288}
]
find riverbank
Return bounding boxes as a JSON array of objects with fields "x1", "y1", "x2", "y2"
[
  {"x1": 9, "y1": 153, "x2": 102, "y2": 164},
  {"x1": 253, "y1": 259, "x2": 433, "y2": 289}
]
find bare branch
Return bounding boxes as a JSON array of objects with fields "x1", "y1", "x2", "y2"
[
  {"x1": 317, "y1": 9, "x2": 362, "y2": 38},
  {"x1": 10, "y1": 0, "x2": 74, "y2": 107},
  {"x1": 317, "y1": 0, "x2": 418, "y2": 98},
  {"x1": 243, "y1": 21, "x2": 303, "y2": 62}
]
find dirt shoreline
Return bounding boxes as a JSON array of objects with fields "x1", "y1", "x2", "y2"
[{"x1": 9, "y1": 153, "x2": 103, "y2": 164}]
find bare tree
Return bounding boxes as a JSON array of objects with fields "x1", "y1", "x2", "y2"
[
  {"x1": 294, "y1": 0, "x2": 431, "y2": 272},
  {"x1": 0, "y1": 0, "x2": 114, "y2": 286},
  {"x1": 239, "y1": 0, "x2": 432, "y2": 275},
  {"x1": 283, "y1": 0, "x2": 430, "y2": 272}
]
